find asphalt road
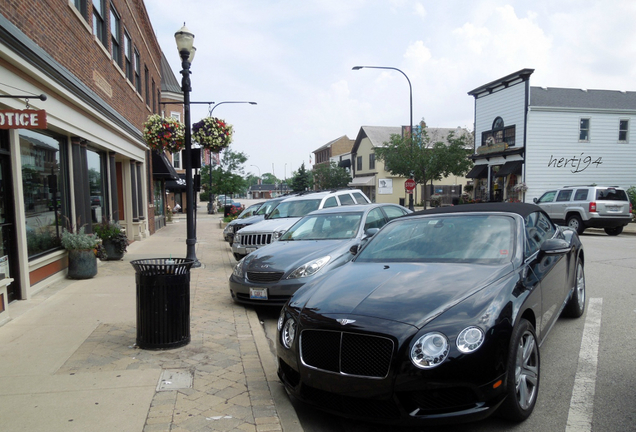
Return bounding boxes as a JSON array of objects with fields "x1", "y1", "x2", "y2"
[{"x1": 253, "y1": 229, "x2": 636, "y2": 432}]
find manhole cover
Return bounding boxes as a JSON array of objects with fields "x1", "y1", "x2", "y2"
[{"x1": 156, "y1": 369, "x2": 193, "y2": 391}]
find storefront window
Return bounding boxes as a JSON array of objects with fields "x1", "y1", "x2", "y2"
[
  {"x1": 87, "y1": 149, "x2": 106, "y2": 224},
  {"x1": 20, "y1": 130, "x2": 69, "y2": 259},
  {"x1": 153, "y1": 180, "x2": 164, "y2": 216}
]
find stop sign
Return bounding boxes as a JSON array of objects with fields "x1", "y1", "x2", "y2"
[{"x1": 405, "y1": 179, "x2": 416, "y2": 192}]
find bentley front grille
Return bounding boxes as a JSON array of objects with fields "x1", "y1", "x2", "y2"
[{"x1": 300, "y1": 329, "x2": 394, "y2": 378}]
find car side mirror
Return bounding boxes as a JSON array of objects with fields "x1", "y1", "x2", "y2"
[
  {"x1": 363, "y1": 228, "x2": 380, "y2": 239},
  {"x1": 350, "y1": 244, "x2": 360, "y2": 255},
  {"x1": 533, "y1": 197, "x2": 538, "y2": 203},
  {"x1": 539, "y1": 238, "x2": 571, "y2": 255}
]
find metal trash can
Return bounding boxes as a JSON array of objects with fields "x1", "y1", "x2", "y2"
[
  {"x1": 130, "y1": 258, "x2": 195, "y2": 349},
  {"x1": 399, "y1": 197, "x2": 405, "y2": 207}
]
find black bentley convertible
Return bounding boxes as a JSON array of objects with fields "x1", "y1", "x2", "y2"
[{"x1": 276, "y1": 203, "x2": 585, "y2": 425}]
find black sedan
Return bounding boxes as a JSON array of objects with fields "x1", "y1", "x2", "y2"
[
  {"x1": 230, "y1": 203, "x2": 411, "y2": 306},
  {"x1": 276, "y1": 203, "x2": 585, "y2": 426}
]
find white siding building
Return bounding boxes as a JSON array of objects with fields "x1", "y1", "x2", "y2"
[{"x1": 467, "y1": 68, "x2": 636, "y2": 203}]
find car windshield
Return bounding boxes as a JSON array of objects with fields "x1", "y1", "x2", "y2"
[
  {"x1": 356, "y1": 214, "x2": 515, "y2": 264},
  {"x1": 256, "y1": 200, "x2": 282, "y2": 216},
  {"x1": 269, "y1": 199, "x2": 322, "y2": 219},
  {"x1": 238, "y1": 204, "x2": 261, "y2": 219},
  {"x1": 281, "y1": 213, "x2": 363, "y2": 241}
]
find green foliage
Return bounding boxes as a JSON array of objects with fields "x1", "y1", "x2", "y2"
[
  {"x1": 201, "y1": 149, "x2": 249, "y2": 197},
  {"x1": 290, "y1": 163, "x2": 312, "y2": 191},
  {"x1": 60, "y1": 226, "x2": 100, "y2": 251},
  {"x1": 627, "y1": 186, "x2": 636, "y2": 212},
  {"x1": 373, "y1": 121, "x2": 474, "y2": 188},
  {"x1": 94, "y1": 220, "x2": 129, "y2": 254},
  {"x1": 312, "y1": 162, "x2": 352, "y2": 190},
  {"x1": 262, "y1": 173, "x2": 280, "y2": 185}
]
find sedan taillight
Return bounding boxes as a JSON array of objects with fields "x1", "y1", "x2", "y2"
[{"x1": 589, "y1": 201, "x2": 597, "y2": 212}]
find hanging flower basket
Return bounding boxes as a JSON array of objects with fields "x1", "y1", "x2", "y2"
[
  {"x1": 192, "y1": 117, "x2": 233, "y2": 153},
  {"x1": 143, "y1": 114, "x2": 185, "y2": 153}
]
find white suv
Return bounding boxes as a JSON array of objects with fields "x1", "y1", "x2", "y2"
[
  {"x1": 231, "y1": 189, "x2": 371, "y2": 260},
  {"x1": 534, "y1": 185, "x2": 632, "y2": 235}
]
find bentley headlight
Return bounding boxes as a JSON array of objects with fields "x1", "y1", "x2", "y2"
[
  {"x1": 456, "y1": 326, "x2": 484, "y2": 353},
  {"x1": 281, "y1": 317, "x2": 297, "y2": 349},
  {"x1": 286, "y1": 256, "x2": 331, "y2": 279},
  {"x1": 232, "y1": 258, "x2": 245, "y2": 278},
  {"x1": 411, "y1": 332, "x2": 449, "y2": 369}
]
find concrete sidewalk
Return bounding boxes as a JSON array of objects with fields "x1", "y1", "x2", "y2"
[{"x1": 0, "y1": 208, "x2": 302, "y2": 432}]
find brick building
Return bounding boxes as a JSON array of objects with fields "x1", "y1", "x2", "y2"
[{"x1": 0, "y1": 0, "x2": 164, "y2": 314}]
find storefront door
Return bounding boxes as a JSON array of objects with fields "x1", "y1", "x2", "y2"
[{"x1": 0, "y1": 132, "x2": 21, "y2": 302}]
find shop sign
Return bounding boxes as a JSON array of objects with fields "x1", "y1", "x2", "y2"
[
  {"x1": 477, "y1": 142, "x2": 508, "y2": 155},
  {"x1": 0, "y1": 109, "x2": 47, "y2": 129}
]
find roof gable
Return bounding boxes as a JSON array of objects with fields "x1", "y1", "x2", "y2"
[{"x1": 530, "y1": 87, "x2": 636, "y2": 110}]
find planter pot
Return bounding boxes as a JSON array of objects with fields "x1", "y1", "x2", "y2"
[
  {"x1": 67, "y1": 249, "x2": 97, "y2": 279},
  {"x1": 102, "y1": 239, "x2": 125, "y2": 261}
]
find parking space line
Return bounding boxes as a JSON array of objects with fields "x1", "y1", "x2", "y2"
[{"x1": 566, "y1": 297, "x2": 602, "y2": 432}]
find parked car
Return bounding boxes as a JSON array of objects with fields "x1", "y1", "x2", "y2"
[
  {"x1": 229, "y1": 203, "x2": 410, "y2": 305},
  {"x1": 232, "y1": 189, "x2": 371, "y2": 261},
  {"x1": 223, "y1": 202, "x2": 264, "y2": 243},
  {"x1": 277, "y1": 203, "x2": 585, "y2": 426},
  {"x1": 534, "y1": 185, "x2": 632, "y2": 235},
  {"x1": 224, "y1": 196, "x2": 293, "y2": 250}
]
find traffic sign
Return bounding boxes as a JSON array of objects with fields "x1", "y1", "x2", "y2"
[{"x1": 405, "y1": 178, "x2": 416, "y2": 192}]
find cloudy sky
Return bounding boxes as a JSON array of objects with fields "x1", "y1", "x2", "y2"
[{"x1": 147, "y1": 0, "x2": 636, "y2": 180}]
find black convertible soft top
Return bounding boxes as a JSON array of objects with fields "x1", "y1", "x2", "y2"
[{"x1": 405, "y1": 202, "x2": 543, "y2": 219}]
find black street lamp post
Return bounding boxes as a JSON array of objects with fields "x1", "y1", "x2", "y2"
[
  {"x1": 352, "y1": 65, "x2": 417, "y2": 210},
  {"x1": 175, "y1": 24, "x2": 200, "y2": 267},
  {"x1": 206, "y1": 101, "x2": 257, "y2": 209}
]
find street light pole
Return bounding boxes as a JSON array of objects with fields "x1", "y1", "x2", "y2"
[
  {"x1": 352, "y1": 65, "x2": 416, "y2": 210},
  {"x1": 175, "y1": 24, "x2": 200, "y2": 267},
  {"x1": 206, "y1": 101, "x2": 257, "y2": 209}
]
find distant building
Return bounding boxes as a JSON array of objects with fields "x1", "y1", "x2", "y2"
[
  {"x1": 350, "y1": 126, "x2": 471, "y2": 205},
  {"x1": 468, "y1": 68, "x2": 636, "y2": 202}
]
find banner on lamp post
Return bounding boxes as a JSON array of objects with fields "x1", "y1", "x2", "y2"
[{"x1": 0, "y1": 109, "x2": 47, "y2": 129}]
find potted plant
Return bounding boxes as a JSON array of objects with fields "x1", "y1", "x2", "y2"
[
  {"x1": 142, "y1": 114, "x2": 185, "y2": 153},
  {"x1": 94, "y1": 220, "x2": 129, "y2": 261},
  {"x1": 192, "y1": 116, "x2": 233, "y2": 153},
  {"x1": 61, "y1": 225, "x2": 103, "y2": 279}
]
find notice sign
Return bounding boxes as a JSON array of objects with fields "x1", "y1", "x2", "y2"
[{"x1": 0, "y1": 109, "x2": 47, "y2": 129}]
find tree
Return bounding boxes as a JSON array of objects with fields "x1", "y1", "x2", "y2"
[
  {"x1": 290, "y1": 163, "x2": 312, "y2": 192},
  {"x1": 261, "y1": 173, "x2": 280, "y2": 185},
  {"x1": 200, "y1": 148, "x2": 248, "y2": 198},
  {"x1": 373, "y1": 123, "x2": 473, "y2": 195},
  {"x1": 312, "y1": 162, "x2": 352, "y2": 190}
]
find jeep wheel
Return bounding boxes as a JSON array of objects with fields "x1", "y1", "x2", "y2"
[
  {"x1": 604, "y1": 226, "x2": 623, "y2": 236},
  {"x1": 567, "y1": 215, "x2": 584, "y2": 235}
]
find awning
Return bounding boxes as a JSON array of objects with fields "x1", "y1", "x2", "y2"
[
  {"x1": 495, "y1": 160, "x2": 523, "y2": 178},
  {"x1": 152, "y1": 150, "x2": 180, "y2": 180},
  {"x1": 348, "y1": 176, "x2": 375, "y2": 187},
  {"x1": 466, "y1": 164, "x2": 488, "y2": 179},
  {"x1": 338, "y1": 159, "x2": 351, "y2": 168},
  {"x1": 166, "y1": 174, "x2": 186, "y2": 191}
]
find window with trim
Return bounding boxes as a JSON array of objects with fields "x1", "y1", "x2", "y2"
[
  {"x1": 124, "y1": 31, "x2": 133, "y2": 81},
  {"x1": 92, "y1": 0, "x2": 107, "y2": 46},
  {"x1": 152, "y1": 79, "x2": 156, "y2": 112},
  {"x1": 134, "y1": 48, "x2": 141, "y2": 93},
  {"x1": 619, "y1": 119, "x2": 629, "y2": 142},
  {"x1": 369, "y1": 153, "x2": 375, "y2": 170},
  {"x1": 110, "y1": 5, "x2": 121, "y2": 67},
  {"x1": 579, "y1": 118, "x2": 590, "y2": 141},
  {"x1": 73, "y1": 0, "x2": 88, "y2": 19},
  {"x1": 356, "y1": 156, "x2": 362, "y2": 171},
  {"x1": 480, "y1": 117, "x2": 515, "y2": 147},
  {"x1": 173, "y1": 151, "x2": 182, "y2": 169},
  {"x1": 20, "y1": 130, "x2": 70, "y2": 259},
  {"x1": 144, "y1": 65, "x2": 150, "y2": 105}
]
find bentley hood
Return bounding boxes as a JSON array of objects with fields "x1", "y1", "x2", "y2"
[{"x1": 291, "y1": 262, "x2": 513, "y2": 328}]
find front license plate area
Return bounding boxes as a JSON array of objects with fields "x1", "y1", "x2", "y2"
[
  {"x1": 250, "y1": 287, "x2": 268, "y2": 300},
  {"x1": 246, "y1": 247, "x2": 257, "y2": 253}
]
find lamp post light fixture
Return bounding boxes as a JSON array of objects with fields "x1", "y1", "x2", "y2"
[
  {"x1": 175, "y1": 24, "x2": 200, "y2": 267},
  {"x1": 206, "y1": 101, "x2": 257, "y2": 207},
  {"x1": 352, "y1": 65, "x2": 416, "y2": 210}
]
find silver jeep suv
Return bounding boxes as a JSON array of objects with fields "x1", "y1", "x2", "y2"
[
  {"x1": 231, "y1": 189, "x2": 371, "y2": 260},
  {"x1": 534, "y1": 185, "x2": 632, "y2": 235}
]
